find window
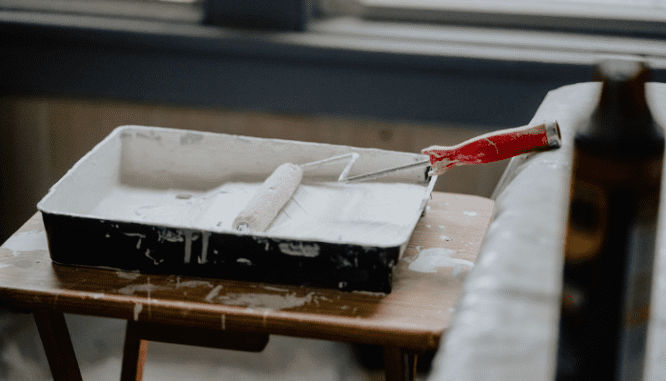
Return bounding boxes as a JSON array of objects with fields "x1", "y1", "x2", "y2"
[{"x1": 325, "y1": 0, "x2": 666, "y2": 37}]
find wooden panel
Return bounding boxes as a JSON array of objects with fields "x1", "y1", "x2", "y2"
[
  {"x1": 0, "y1": 97, "x2": 53, "y2": 243},
  {"x1": 126, "y1": 321, "x2": 269, "y2": 352}
]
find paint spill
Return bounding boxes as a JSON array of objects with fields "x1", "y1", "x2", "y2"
[
  {"x1": 177, "y1": 280, "x2": 214, "y2": 289},
  {"x1": 462, "y1": 211, "x2": 478, "y2": 216},
  {"x1": 263, "y1": 285, "x2": 290, "y2": 292},
  {"x1": 117, "y1": 282, "x2": 167, "y2": 295},
  {"x1": 116, "y1": 270, "x2": 141, "y2": 280},
  {"x1": 1, "y1": 230, "x2": 49, "y2": 256},
  {"x1": 351, "y1": 290, "x2": 387, "y2": 297},
  {"x1": 408, "y1": 248, "x2": 474, "y2": 275},
  {"x1": 205, "y1": 285, "x2": 223, "y2": 302},
  {"x1": 216, "y1": 292, "x2": 316, "y2": 310}
]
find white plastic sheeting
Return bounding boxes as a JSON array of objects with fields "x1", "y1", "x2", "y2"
[{"x1": 429, "y1": 82, "x2": 666, "y2": 380}]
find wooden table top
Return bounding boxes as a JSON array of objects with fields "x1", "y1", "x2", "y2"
[{"x1": 0, "y1": 192, "x2": 493, "y2": 351}]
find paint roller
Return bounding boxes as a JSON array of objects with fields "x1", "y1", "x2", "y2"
[
  {"x1": 233, "y1": 120, "x2": 561, "y2": 232},
  {"x1": 232, "y1": 153, "x2": 359, "y2": 232},
  {"x1": 344, "y1": 120, "x2": 562, "y2": 182}
]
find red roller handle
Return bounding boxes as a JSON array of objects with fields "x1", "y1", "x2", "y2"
[{"x1": 422, "y1": 120, "x2": 561, "y2": 176}]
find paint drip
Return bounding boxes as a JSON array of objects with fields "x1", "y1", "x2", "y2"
[
  {"x1": 1, "y1": 231, "x2": 49, "y2": 256},
  {"x1": 408, "y1": 248, "x2": 474, "y2": 275}
]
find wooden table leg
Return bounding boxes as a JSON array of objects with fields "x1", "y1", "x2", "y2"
[
  {"x1": 32, "y1": 311, "x2": 83, "y2": 381},
  {"x1": 120, "y1": 320, "x2": 269, "y2": 381},
  {"x1": 383, "y1": 346, "x2": 417, "y2": 381},
  {"x1": 121, "y1": 321, "x2": 149, "y2": 381}
]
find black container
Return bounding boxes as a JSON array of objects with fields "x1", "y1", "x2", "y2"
[
  {"x1": 556, "y1": 60, "x2": 664, "y2": 380},
  {"x1": 37, "y1": 126, "x2": 434, "y2": 293}
]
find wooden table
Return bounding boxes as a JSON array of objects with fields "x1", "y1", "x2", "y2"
[{"x1": 0, "y1": 192, "x2": 493, "y2": 381}]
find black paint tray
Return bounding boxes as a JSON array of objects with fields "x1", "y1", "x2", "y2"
[{"x1": 37, "y1": 126, "x2": 435, "y2": 292}]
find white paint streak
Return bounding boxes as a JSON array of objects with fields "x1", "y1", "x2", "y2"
[
  {"x1": 117, "y1": 281, "x2": 166, "y2": 295},
  {"x1": 351, "y1": 290, "x2": 387, "y2": 297},
  {"x1": 485, "y1": 137, "x2": 499, "y2": 154},
  {"x1": 199, "y1": 231, "x2": 211, "y2": 264},
  {"x1": 278, "y1": 242, "x2": 320, "y2": 258},
  {"x1": 253, "y1": 237, "x2": 271, "y2": 251},
  {"x1": 123, "y1": 233, "x2": 146, "y2": 249},
  {"x1": 133, "y1": 303, "x2": 143, "y2": 321},
  {"x1": 116, "y1": 270, "x2": 141, "y2": 280},
  {"x1": 262, "y1": 286, "x2": 289, "y2": 292},
  {"x1": 205, "y1": 285, "x2": 223, "y2": 302},
  {"x1": 2, "y1": 230, "x2": 49, "y2": 256},
  {"x1": 184, "y1": 230, "x2": 193, "y2": 264},
  {"x1": 178, "y1": 280, "x2": 214, "y2": 289},
  {"x1": 262, "y1": 308, "x2": 270, "y2": 327},
  {"x1": 218, "y1": 292, "x2": 315, "y2": 310},
  {"x1": 408, "y1": 248, "x2": 474, "y2": 276},
  {"x1": 157, "y1": 230, "x2": 184, "y2": 243}
]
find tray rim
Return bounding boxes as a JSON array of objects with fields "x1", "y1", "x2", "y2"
[{"x1": 37, "y1": 125, "x2": 437, "y2": 249}]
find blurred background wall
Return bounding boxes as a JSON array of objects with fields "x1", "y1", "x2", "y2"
[
  {"x1": 2, "y1": 0, "x2": 665, "y2": 243},
  {"x1": 0, "y1": 97, "x2": 509, "y2": 243}
]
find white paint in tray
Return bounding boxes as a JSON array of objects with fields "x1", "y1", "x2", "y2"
[
  {"x1": 37, "y1": 126, "x2": 435, "y2": 256},
  {"x1": 87, "y1": 181, "x2": 427, "y2": 248}
]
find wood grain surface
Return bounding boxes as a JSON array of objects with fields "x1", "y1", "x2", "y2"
[{"x1": 0, "y1": 192, "x2": 493, "y2": 351}]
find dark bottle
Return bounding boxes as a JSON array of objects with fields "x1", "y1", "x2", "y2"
[{"x1": 556, "y1": 59, "x2": 664, "y2": 380}]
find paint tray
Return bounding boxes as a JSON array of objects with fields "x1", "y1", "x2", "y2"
[{"x1": 37, "y1": 126, "x2": 435, "y2": 292}]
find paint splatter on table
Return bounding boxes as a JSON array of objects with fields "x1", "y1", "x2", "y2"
[{"x1": 0, "y1": 192, "x2": 493, "y2": 380}]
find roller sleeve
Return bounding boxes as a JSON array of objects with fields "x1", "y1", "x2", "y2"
[{"x1": 232, "y1": 163, "x2": 304, "y2": 232}]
